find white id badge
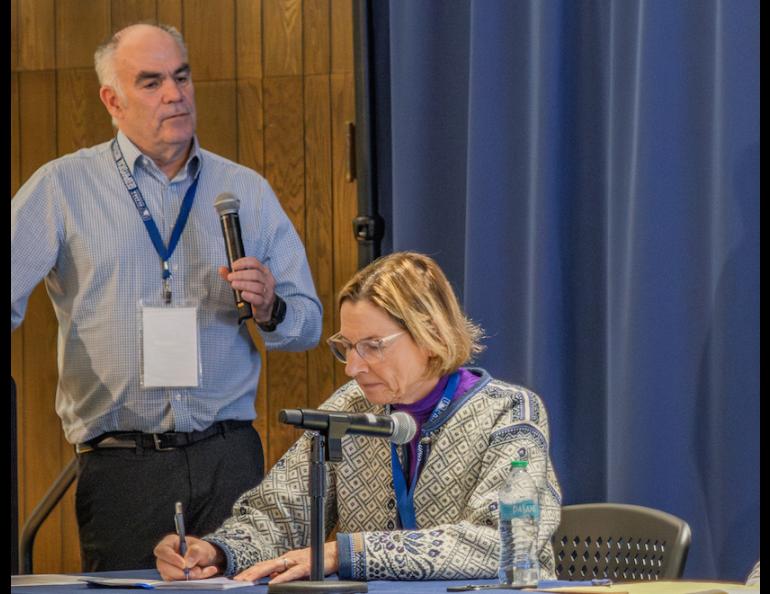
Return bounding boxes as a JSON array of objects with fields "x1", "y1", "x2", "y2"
[{"x1": 141, "y1": 305, "x2": 201, "y2": 388}]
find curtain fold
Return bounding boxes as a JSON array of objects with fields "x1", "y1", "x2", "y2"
[{"x1": 374, "y1": 0, "x2": 758, "y2": 580}]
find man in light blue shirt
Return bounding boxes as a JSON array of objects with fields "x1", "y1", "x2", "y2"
[{"x1": 10, "y1": 23, "x2": 322, "y2": 571}]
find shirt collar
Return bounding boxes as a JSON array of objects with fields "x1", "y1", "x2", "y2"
[{"x1": 116, "y1": 131, "x2": 202, "y2": 182}]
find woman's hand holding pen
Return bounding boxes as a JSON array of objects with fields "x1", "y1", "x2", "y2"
[{"x1": 154, "y1": 534, "x2": 224, "y2": 581}]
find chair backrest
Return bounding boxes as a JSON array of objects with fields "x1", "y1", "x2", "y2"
[{"x1": 551, "y1": 503, "x2": 691, "y2": 581}]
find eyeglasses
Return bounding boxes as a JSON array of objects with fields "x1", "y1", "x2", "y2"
[{"x1": 326, "y1": 331, "x2": 406, "y2": 364}]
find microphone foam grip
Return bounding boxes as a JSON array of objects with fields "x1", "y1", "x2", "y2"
[
  {"x1": 214, "y1": 192, "x2": 240, "y2": 216},
  {"x1": 390, "y1": 411, "x2": 418, "y2": 444}
]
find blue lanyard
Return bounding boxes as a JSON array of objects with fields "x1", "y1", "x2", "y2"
[
  {"x1": 112, "y1": 139, "x2": 199, "y2": 304},
  {"x1": 390, "y1": 371, "x2": 461, "y2": 529}
]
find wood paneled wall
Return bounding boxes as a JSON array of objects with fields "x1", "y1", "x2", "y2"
[{"x1": 11, "y1": 0, "x2": 358, "y2": 573}]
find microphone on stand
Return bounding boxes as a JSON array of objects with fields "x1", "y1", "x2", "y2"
[
  {"x1": 272, "y1": 408, "x2": 409, "y2": 593},
  {"x1": 214, "y1": 192, "x2": 252, "y2": 324},
  {"x1": 279, "y1": 409, "x2": 417, "y2": 445}
]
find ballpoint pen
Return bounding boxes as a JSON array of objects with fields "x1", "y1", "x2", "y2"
[{"x1": 174, "y1": 502, "x2": 190, "y2": 581}]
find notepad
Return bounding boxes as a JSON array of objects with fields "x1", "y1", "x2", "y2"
[
  {"x1": 79, "y1": 576, "x2": 255, "y2": 589},
  {"x1": 12, "y1": 575, "x2": 92, "y2": 587}
]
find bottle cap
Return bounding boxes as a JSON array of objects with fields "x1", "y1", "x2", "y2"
[{"x1": 511, "y1": 460, "x2": 528, "y2": 468}]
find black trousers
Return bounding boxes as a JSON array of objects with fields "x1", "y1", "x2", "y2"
[{"x1": 75, "y1": 423, "x2": 263, "y2": 571}]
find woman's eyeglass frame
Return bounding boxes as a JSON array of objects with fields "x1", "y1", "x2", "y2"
[{"x1": 326, "y1": 331, "x2": 406, "y2": 364}]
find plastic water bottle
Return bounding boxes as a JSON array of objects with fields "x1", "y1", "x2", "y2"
[{"x1": 498, "y1": 459, "x2": 540, "y2": 586}]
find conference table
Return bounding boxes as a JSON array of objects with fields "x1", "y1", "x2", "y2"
[{"x1": 9, "y1": 570, "x2": 758, "y2": 594}]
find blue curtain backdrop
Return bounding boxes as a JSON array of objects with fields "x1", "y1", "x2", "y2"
[{"x1": 369, "y1": 0, "x2": 759, "y2": 581}]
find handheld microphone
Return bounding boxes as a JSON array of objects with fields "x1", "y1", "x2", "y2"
[
  {"x1": 279, "y1": 409, "x2": 417, "y2": 445},
  {"x1": 214, "y1": 193, "x2": 252, "y2": 324}
]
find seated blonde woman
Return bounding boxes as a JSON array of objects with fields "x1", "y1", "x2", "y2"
[{"x1": 154, "y1": 251, "x2": 562, "y2": 584}]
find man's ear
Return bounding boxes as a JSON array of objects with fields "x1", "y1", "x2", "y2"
[{"x1": 99, "y1": 86, "x2": 123, "y2": 121}]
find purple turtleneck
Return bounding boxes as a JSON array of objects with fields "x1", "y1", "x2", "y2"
[{"x1": 392, "y1": 367, "x2": 480, "y2": 486}]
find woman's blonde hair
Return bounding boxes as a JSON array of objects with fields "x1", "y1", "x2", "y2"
[{"x1": 338, "y1": 252, "x2": 484, "y2": 377}]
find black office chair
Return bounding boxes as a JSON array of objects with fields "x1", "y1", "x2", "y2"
[{"x1": 551, "y1": 503, "x2": 691, "y2": 581}]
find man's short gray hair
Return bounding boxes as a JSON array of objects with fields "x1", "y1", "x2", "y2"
[{"x1": 94, "y1": 23, "x2": 188, "y2": 97}]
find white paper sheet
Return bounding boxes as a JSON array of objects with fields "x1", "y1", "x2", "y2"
[{"x1": 142, "y1": 306, "x2": 199, "y2": 388}]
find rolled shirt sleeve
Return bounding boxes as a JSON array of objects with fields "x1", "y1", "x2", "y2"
[{"x1": 250, "y1": 177, "x2": 322, "y2": 351}]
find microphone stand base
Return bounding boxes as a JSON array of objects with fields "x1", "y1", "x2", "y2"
[{"x1": 267, "y1": 580, "x2": 368, "y2": 593}]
